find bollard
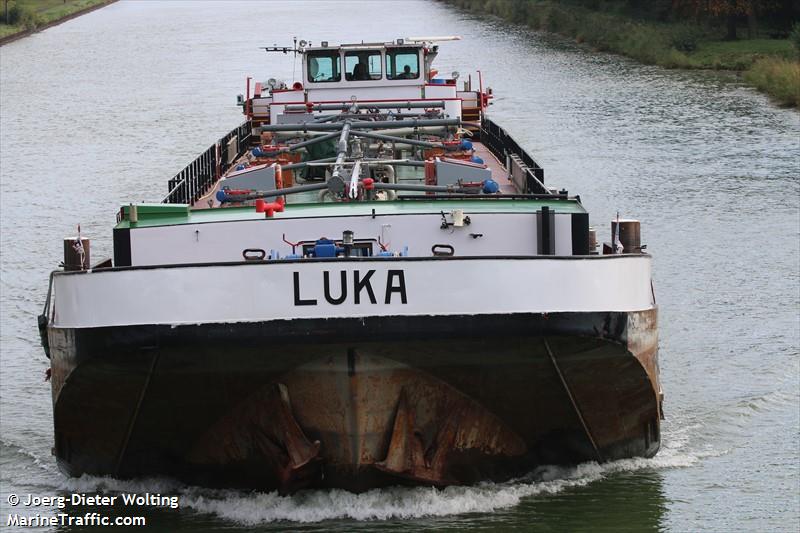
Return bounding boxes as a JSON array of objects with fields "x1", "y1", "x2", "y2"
[{"x1": 63, "y1": 238, "x2": 90, "y2": 271}]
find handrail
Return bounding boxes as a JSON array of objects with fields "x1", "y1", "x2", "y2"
[
  {"x1": 163, "y1": 121, "x2": 252, "y2": 204},
  {"x1": 480, "y1": 118, "x2": 549, "y2": 195},
  {"x1": 38, "y1": 271, "x2": 55, "y2": 359}
]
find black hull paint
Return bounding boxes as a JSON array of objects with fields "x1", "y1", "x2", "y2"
[{"x1": 48, "y1": 311, "x2": 660, "y2": 492}]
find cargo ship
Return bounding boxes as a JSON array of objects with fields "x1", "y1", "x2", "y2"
[{"x1": 39, "y1": 37, "x2": 663, "y2": 493}]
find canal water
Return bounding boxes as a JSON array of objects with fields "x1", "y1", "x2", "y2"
[{"x1": 1, "y1": 1, "x2": 798, "y2": 531}]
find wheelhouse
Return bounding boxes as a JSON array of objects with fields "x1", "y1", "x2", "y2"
[
  {"x1": 303, "y1": 42, "x2": 425, "y2": 87},
  {"x1": 245, "y1": 37, "x2": 482, "y2": 144}
]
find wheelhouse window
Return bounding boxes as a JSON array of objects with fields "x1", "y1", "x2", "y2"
[
  {"x1": 385, "y1": 48, "x2": 420, "y2": 80},
  {"x1": 307, "y1": 51, "x2": 341, "y2": 83},
  {"x1": 345, "y1": 50, "x2": 382, "y2": 81}
]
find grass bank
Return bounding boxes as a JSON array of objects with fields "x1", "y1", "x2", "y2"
[
  {"x1": 744, "y1": 57, "x2": 800, "y2": 105},
  {"x1": 446, "y1": 0, "x2": 800, "y2": 107},
  {"x1": 0, "y1": 0, "x2": 116, "y2": 44}
]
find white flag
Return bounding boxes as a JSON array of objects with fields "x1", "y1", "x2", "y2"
[{"x1": 614, "y1": 212, "x2": 624, "y2": 254}]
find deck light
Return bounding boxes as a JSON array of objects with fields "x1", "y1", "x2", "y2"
[
  {"x1": 342, "y1": 230, "x2": 354, "y2": 257},
  {"x1": 342, "y1": 230, "x2": 354, "y2": 246}
]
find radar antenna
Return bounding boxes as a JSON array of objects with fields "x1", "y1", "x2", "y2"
[{"x1": 261, "y1": 38, "x2": 311, "y2": 83}]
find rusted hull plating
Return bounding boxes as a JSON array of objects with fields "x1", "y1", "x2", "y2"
[{"x1": 48, "y1": 310, "x2": 660, "y2": 493}]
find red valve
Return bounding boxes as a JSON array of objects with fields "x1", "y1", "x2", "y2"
[{"x1": 255, "y1": 197, "x2": 285, "y2": 217}]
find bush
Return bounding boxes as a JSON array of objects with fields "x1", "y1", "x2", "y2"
[
  {"x1": 1, "y1": 3, "x2": 22, "y2": 25},
  {"x1": 18, "y1": 8, "x2": 41, "y2": 30},
  {"x1": 577, "y1": 15, "x2": 619, "y2": 52},
  {"x1": 1, "y1": 3, "x2": 41, "y2": 29},
  {"x1": 791, "y1": 22, "x2": 800, "y2": 57},
  {"x1": 670, "y1": 24, "x2": 703, "y2": 53},
  {"x1": 620, "y1": 24, "x2": 671, "y2": 64},
  {"x1": 744, "y1": 57, "x2": 800, "y2": 106}
]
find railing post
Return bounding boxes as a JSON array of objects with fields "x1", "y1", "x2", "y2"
[
  {"x1": 189, "y1": 163, "x2": 194, "y2": 200},
  {"x1": 215, "y1": 142, "x2": 221, "y2": 181},
  {"x1": 192, "y1": 159, "x2": 198, "y2": 201}
]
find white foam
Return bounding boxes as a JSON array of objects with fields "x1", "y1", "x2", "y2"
[
  {"x1": 181, "y1": 481, "x2": 575, "y2": 524},
  {"x1": 47, "y1": 431, "x2": 723, "y2": 525},
  {"x1": 180, "y1": 441, "x2": 708, "y2": 525}
]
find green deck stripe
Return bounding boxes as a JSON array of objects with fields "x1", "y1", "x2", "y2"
[{"x1": 115, "y1": 199, "x2": 586, "y2": 229}]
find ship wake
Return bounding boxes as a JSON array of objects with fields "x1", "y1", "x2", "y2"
[{"x1": 53, "y1": 427, "x2": 719, "y2": 525}]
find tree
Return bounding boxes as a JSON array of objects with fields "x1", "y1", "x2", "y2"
[{"x1": 673, "y1": 0, "x2": 777, "y2": 39}]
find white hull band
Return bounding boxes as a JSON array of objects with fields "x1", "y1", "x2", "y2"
[{"x1": 50, "y1": 255, "x2": 654, "y2": 329}]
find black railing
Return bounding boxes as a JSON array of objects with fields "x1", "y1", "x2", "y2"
[
  {"x1": 163, "y1": 121, "x2": 252, "y2": 204},
  {"x1": 480, "y1": 118, "x2": 548, "y2": 194},
  {"x1": 220, "y1": 121, "x2": 252, "y2": 174}
]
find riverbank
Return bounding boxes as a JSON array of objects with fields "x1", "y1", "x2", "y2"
[
  {"x1": 445, "y1": 0, "x2": 799, "y2": 107},
  {"x1": 0, "y1": 0, "x2": 116, "y2": 45}
]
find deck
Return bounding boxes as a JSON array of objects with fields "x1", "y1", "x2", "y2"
[{"x1": 191, "y1": 140, "x2": 516, "y2": 211}]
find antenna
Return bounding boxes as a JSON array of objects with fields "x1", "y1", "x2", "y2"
[
  {"x1": 261, "y1": 46, "x2": 298, "y2": 53},
  {"x1": 292, "y1": 36, "x2": 297, "y2": 83}
]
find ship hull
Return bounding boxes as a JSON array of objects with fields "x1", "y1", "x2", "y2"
[{"x1": 48, "y1": 309, "x2": 660, "y2": 493}]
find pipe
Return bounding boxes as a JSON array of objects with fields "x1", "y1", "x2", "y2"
[
  {"x1": 311, "y1": 112, "x2": 443, "y2": 121},
  {"x1": 378, "y1": 165, "x2": 397, "y2": 200},
  {"x1": 274, "y1": 130, "x2": 335, "y2": 140},
  {"x1": 382, "y1": 164, "x2": 396, "y2": 184},
  {"x1": 371, "y1": 126, "x2": 449, "y2": 136},
  {"x1": 371, "y1": 182, "x2": 457, "y2": 193},
  {"x1": 337, "y1": 122, "x2": 352, "y2": 153},
  {"x1": 285, "y1": 131, "x2": 340, "y2": 152},
  {"x1": 280, "y1": 156, "x2": 339, "y2": 170},
  {"x1": 351, "y1": 130, "x2": 443, "y2": 149},
  {"x1": 365, "y1": 158, "x2": 426, "y2": 167},
  {"x1": 259, "y1": 118, "x2": 461, "y2": 133},
  {"x1": 274, "y1": 126, "x2": 449, "y2": 141},
  {"x1": 283, "y1": 101, "x2": 446, "y2": 112},
  {"x1": 396, "y1": 193, "x2": 570, "y2": 200},
  {"x1": 366, "y1": 142, "x2": 427, "y2": 151},
  {"x1": 225, "y1": 182, "x2": 329, "y2": 201},
  {"x1": 305, "y1": 158, "x2": 421, "y2": 167},
  {"x1": 330, "y1": 122, "x2": 352, "y2": 182}
]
